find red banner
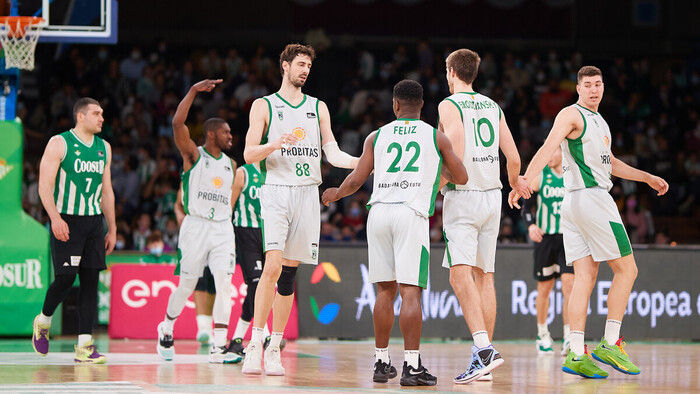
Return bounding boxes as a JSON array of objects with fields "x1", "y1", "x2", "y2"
[{"x1": 109, "y1": 264, "x2": 298, "y2": 340}]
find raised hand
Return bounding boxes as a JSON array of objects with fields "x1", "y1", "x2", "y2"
[{"x1": 191, "y1": 79, "x2": 223, "y2": 93}]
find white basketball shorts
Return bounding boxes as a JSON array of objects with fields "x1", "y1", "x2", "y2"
[
  {"x1": 441, "y1": 189, "x2": 502, "y2": 273},
  {"x1": 561, "y1": 187, "x2": 632, "y2": 265},
  {"x1": 260, "y1": 184, "x2": 320, "y2": 265},
  {"x1": 177, "y1": 214, "x2": 235, "y2": 279},
  {"x1": 367, "y1": 203, "x2": 430, "y2": 288}
]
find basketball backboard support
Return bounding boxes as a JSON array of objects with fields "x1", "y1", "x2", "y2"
[{"x1": 13, "y1": 0, "x2": 117, "y2": 44}]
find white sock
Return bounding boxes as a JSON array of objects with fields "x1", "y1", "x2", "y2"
[
  {"x1": 214, "y1": 328, "x2": 227, "y2": 348},
  {"x1": 563, "y1": 324, "x2": 570, "y2": 340},
  {"x1": 375, "y1": 347, "x2": 389, "y2": 363},
  {"x1": 570, "y1": 331, "x2": 585, "y2": 356},
  {"x1": 263, "y1": 324, "x2": 271, "y2": 338},
  {"x1": 472, "y1": 330, "x2": 490, "y2": 349},
  {"x1": 78, "y1": 334, "x2": 92, "y2": 347},
  {"x1": 269, "y1": 332, "x2": 283, "y2": 348},
  {"x1": 250, "y1": 327, "x2": 264, "y2": 345},
  {"x1": 537, "y1": 323, "x2": 549, "y2": 338},
  {"x1": 196, "y1": 315, "x2": 213, "y2": 333},
  {"x1": 604, "y1": 319, "x2": 621, "y2": 345},
  {"x1": 233, "y1": 318, "x2": 250, "y2": 339},
  {"x1": 404, "y1": 350, "x2": 420, "y2": 369},
  {"x1": 38, "y1": 313, "x2": 52, "y2": 326},
  {"x1": 163, "y1": 317, "x2": 175, "y2": 335}
]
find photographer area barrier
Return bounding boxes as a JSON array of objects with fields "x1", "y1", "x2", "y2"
[{"x1": 296, "y1": 245, "x2": 700, "y2": 340}]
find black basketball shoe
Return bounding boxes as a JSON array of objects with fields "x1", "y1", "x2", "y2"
[
  {"x1": 373, "y1": 359, "x2": 398, "y2": 383},
  {"x1": 400, "y1": 357, "x2": 437, "y2": 386},
  {"x1": 228, "y1": 337, "x2": 245, "y2": 357}
]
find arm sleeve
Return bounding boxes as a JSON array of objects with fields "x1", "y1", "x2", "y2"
[
  {"x1": 521, "y1": 191, "x2": 538, "y2": 227},
  {"x1": 322, "y1": 141, "x2": 357, "y2": 169}
]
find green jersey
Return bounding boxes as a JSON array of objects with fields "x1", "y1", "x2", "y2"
[
  {"x1": 53, "y1": 130, "x2": 107, "y2": 216},
  {"x1": 537, "y1": 165, "x2": 564, "y2": 235},
  {"x1": 233, "y1": 164, "x2": 262, "y2": 228}
]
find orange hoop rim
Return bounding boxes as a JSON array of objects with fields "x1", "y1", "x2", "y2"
[{"x1": 0, "y1": 16, "x2": 45, "y2": 37}]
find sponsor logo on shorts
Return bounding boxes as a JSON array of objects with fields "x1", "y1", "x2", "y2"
[
  {"x1": 311, "y1": 243, "x2": 318, "y2": 260},
  {"x1": 70, "y1": 256, "x2": 82, "y2": 266}
]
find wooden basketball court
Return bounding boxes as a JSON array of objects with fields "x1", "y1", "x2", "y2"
[{"x1": 0, "y1": 337, "x2": 698, "y2": 392}]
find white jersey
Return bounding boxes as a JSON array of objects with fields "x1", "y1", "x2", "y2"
[
  {"x1": 260, "y1": 93, "x2": 322, "y2": 186},
  {"x1": 368, "y1": 119, "x2": 442, "y2": 218},
  {"x1": 561, "y1": 103, "x2": 613, "y2": 192},
  {"x1": 443, "y1": 92, "x2": 502, "y2": 191},
  {"x1": 181, "y1": 146, "x2": 234, "y2": 221}
]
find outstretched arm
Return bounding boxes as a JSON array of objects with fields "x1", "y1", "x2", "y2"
[
  {"x1": 612, "y1": 154, "x2": 669, "y2": 196},
  {"x1": 318, "y1": 100, "x2": 359, "y2": 169},
  {"x1": 173, "y1": 79, "x2": 222, "y2": 169},
  {"x1": 321, "y1": 132, "x2": 376, "y2": 205},
  {"x1": 498, "y1": 112, "x2": 530, "y2": 200}
]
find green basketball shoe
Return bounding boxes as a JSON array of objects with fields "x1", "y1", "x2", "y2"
[
  {"x1": 592, "y1": 337, "x2": 641, "y2": 375},
  {"x1": 562, "y1": 346, "x2": 608, "y2": 379}
]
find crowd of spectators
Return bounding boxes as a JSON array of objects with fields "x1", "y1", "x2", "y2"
[{"x1": 19, "y1": 38, "x2": 700, "y2": 249}]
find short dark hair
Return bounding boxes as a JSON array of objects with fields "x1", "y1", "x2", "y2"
[
  {"x1": 393, "y1": 79, "x2": 423, "y2": 105},
  {"x1": 446, "y1": 49, "x2": 481, "y2": 85},
  {"x1": 73, "y1": 97, "x2": 100, "y2": 122},
  {"x1": 147, "y1": 230, "x2": 163, "y2": 245},
  {"x1": 577, "y1": 66, "x2": 603, "y2": 83},
  {"x1": 203, "y1": 118, "x2": 228, "y2": 136},
  {"x1": 279, "y1": 43, "x2": 316, "y2": 76}
]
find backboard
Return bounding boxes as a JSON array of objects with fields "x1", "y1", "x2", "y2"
[{"x1": 12, "y1": 0, "x2": 117, "y2": 44}]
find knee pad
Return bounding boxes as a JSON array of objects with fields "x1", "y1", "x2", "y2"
[{"x1": 276, "y1": 265, "x2": 298, "y2": 296}]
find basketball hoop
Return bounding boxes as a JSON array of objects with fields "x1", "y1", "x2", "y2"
[{"x1": 0, "y1": 16, "x2": 44, "y2": 70}]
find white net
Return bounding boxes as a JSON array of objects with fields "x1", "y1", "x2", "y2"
[{"x1": 0, "y1": 17, "x2": 43, "y2": 71}]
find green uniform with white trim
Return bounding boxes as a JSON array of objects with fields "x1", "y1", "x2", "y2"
[
  {"x1": 54, "y1": 130, "x2": 107, "y2": 216},
  {"x1": 233, "y1": 164, "x2": 262, "y2": 228},
  {"x1": 560, "y1": 104, "x2": 631, "y2": 265},
  {"x1": 537, "y1": 165, "x2": 564, "y2": 235}
]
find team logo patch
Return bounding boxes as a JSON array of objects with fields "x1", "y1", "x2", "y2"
[
  {"x1": 212, "y1": 176, "x2": 224, "y2": 188},
  {"x1": 292, "y1": 127, "x2": 306, "y2": 141},
  {"x1": 311, "y1": 242, "x2": 318, "y2": 260},
  {"x1": 98, "y1": 151, "x2": 104, "y2": 157},
  {"x1": 70, "y1": 256, "x2": 82, "y2": 266},
  {"x1": 278, "y1": 110, "x2": 284, "y2": 121},
  {"x1": 75, "y1": 150, "x2": 81, "y2": 156},
  {"x1": 306, "y1": 112, "x2": 316, "y2": 119}
]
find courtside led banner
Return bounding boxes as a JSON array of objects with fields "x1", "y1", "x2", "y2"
[
  {"x1": 109, "y1": 264, "x2": 298, "y2": 340},
  {"x1": 296, "y1": 245, "x2": 700, "y2": 340}
]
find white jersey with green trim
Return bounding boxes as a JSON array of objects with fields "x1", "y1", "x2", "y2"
[
  {"x1": 443, "y1": 92, "x2": 502, "y2": 191},
  {"x1": 181, "y1": 146, "x2": 234, "y2": 221},
  {"x1": 367, "y1": 119, "x2": 442, "y2": 218},
  {"x1": 260, "y1": 93, "x2": 322, "y2": 186},
  {"x1": 561, "y1": 103, "x2": 613, "y2": 192}
]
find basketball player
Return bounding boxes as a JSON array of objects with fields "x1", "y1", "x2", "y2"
[
  {"x1": 439, "y1": 48, "x2": 531, "y2": 383},
  {"x1": 241, "y1": 44, "x2": 358, "y2": 376},
  {"x1": 510, "y1": 66, "x2": 668, "y2": 378},
  {"x1": 323, "y1": 80, "x2": 467, "y2": 386},
  {"x1": 174, "y1": 186, "x2": 216, "y2": 346},
  {"x1": 32, "y1": 98, "x2": 116, "y2": 364},
  {"x1": 521, "y1": 146, "x2": 573, "y2": 355},
  {"x1": 156, "y1": 79, "x2": 241, "y2": 364}
]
